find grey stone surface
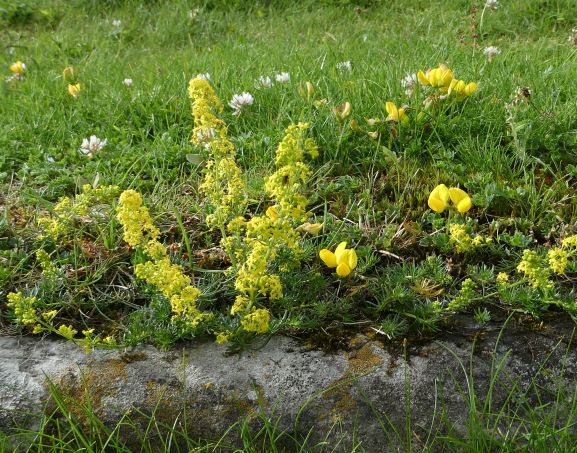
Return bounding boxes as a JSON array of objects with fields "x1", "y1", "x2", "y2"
[{"x1": 1, "y1": 316, "x2": 576, "y2": 451}]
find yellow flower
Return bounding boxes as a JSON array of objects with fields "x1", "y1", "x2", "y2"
[
  {"x1": 68, "y1": 83, "x2": 81, "y2": 97},
  {"x1": 241, "y1": 308, "x2": 270, "y2": 333},
  {"x1": 385, "y1": 102, "x2": 407, "y2": 123},
  {"x1": 448, "y1": 79, "x2": 477, "y2": 99},
  {"x1": 319, "y1": 241, "x2": 358, "y2": 277},
  {"x1": 9, "y1": 61, "x2": 26, "y2": 74},
  {"x1": 417, "y1": 64, "x2": 453, "y2": 89},
  {"x1": 266, "y1": 206, "x2": 279, "y2": 221},
  {"x1": 448, "y1": 187, "x2": 473, "y2": 213},
  {"x1": 428, "y1": 185, "x2": 472, "y2": 213},
  {"x1": 428, "y1": 184, "x2": 450, "y2": 213},
  {"x1": 62, "y1": 66, "x2": 75, "y2": 83},
  {"x1": 296, "y1": 222, "x2": 323, "y2": 235},
  {"x1": 57, "y1": 324, "x2": 78, "y2": 340}
]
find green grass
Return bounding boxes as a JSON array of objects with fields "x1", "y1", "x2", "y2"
[{"x1": 2, "y1": 0, "x2": 577, "y2": 347}]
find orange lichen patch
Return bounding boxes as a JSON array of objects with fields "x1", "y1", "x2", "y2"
[
  {"x1": 45, "y1": 358, "x2": 129, "y2": 427},
  {"x1": 346, "y1": 337, "x2": 384, "y2": 375},
  {"x1": 319, "y1": 336, "x2": 384, "y2": 422}
]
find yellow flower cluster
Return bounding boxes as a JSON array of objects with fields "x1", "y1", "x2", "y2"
[
  {"x1": 264, "y1": 122, "x2": 318, "y2": 222},
  {"x1": 6, "y1": 292, "x2": 86, "y2": 344},
  {"x1": 496, "y1": 272, "x2": 509, "y2": 287},
  {"x1": 449, "y1": 223, "x2": 491, "y2": 253},
  {"x1": 117, "y1": 189, "x2": 209, "y2": 329},
  {"x1": 446, "y1": 278, "x2": 476, "y2": 312},
  {"x1": 547, "y1": 234, "x2": 577, "y2": 275},
  {"x1": 418, "y1": 64, "x2": 477, "y2": 99},
  {"x1": 189, "y1": 77, "x2": 247, "y2": 229},
  {"x1": 6, "y1": 292, "x2": 38, "y2": 326},
  {"x1": 517, "y1": 249, "x2": 553, "y2": 290},
  {"x1": 116, "y1": 189, "x2": 160, "y2": 248},
  {"x1": 234, "y1": 242, "x2": 283, "y2": 300},
  {"x1": 226, "y1": 123, "x2": 318, "y2": 335},
  {"x1": 548, "y1": 248, "x2": 569, "y2": 275},
  {"x1": 36, "y1": 250, "x2": 59, "y2": 280},
  {"x1": 240, "y1": 308, "x2": 271, "y2": 334},
  {"x1": 38, "y1": 184, "x2": 120, "y2": 241}
]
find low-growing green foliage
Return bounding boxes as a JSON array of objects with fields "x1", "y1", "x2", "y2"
[{"x1": 1, "y1": 0, "x2": 577, "y2": 351}]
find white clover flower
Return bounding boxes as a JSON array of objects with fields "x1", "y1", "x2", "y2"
[
  {"x1": 112, "y1": 19, "x2": 122, "y2": 28},
  {"x1": 485, "y1": 0, "x2": 499, "y2": 10},
  {"x1": 229, "y1": 92, "x2": 254, "y2": 116},
  {"x1": 336, "y1": 61, "x2": 352, "y2": 72},
  {"x1": 79, "y1": 136, "x2": 107, "y2": 158},
  {"x1": 483, "y1": 46, "x2": 501, "y2": 61},
  {"x1": 122, "y1": 78, "x2": 133, "y2": 87},
  {"x1": 196, "y1": 73, "x2": 211, "y2": 80},
  {"x1": 401, "y1": 73, "x2": 417, "y2": 96},
  {"x1": 275, "y1": 72, "x2": 290, "y2": 83},
  {"x1": 255, "y1": 75, "x2": 273, "y2": 89}
]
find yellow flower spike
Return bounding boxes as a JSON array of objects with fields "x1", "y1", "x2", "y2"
[
  {"x1": 68, "y1": 83, "x2": 81, "y2": 97},
  {"x1": 428, "y1": 184, "x2": 450, "y2": 213},
  {"x1": 62, "y1": 66, "x2": 75, "y2": 83},
  {"x1": 448, "y1": 187, "x2": 473, "y2": 213},
  {"x1": 319, "y1": 249, "x2": 337, "y2": 268},
  {"x1": 385, "y1": 102, "x2": 406, "y2": 122}
]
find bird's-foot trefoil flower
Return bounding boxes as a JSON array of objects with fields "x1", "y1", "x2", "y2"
[
  {"x1": 385, "y1": 102, "x2": 407, "y2": 123},
  {"x1": 68, "y1": 83, "x2": 81, "y2": 97},
  {"x1": 448, "y1": 79, "x2": 477, "y2": 99},
  {"x1": 10, "y1": 61, "x2": 26, "y2": 75},
  {"x1": 428, "y1": 184, "x2": 473, "y2": 213},
  {"x1": 319, "y1": 242, "x2": 358, "y2": 277},
  {"x1": 417, "y1": 64, "x2": 453, "y2": 90}
]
